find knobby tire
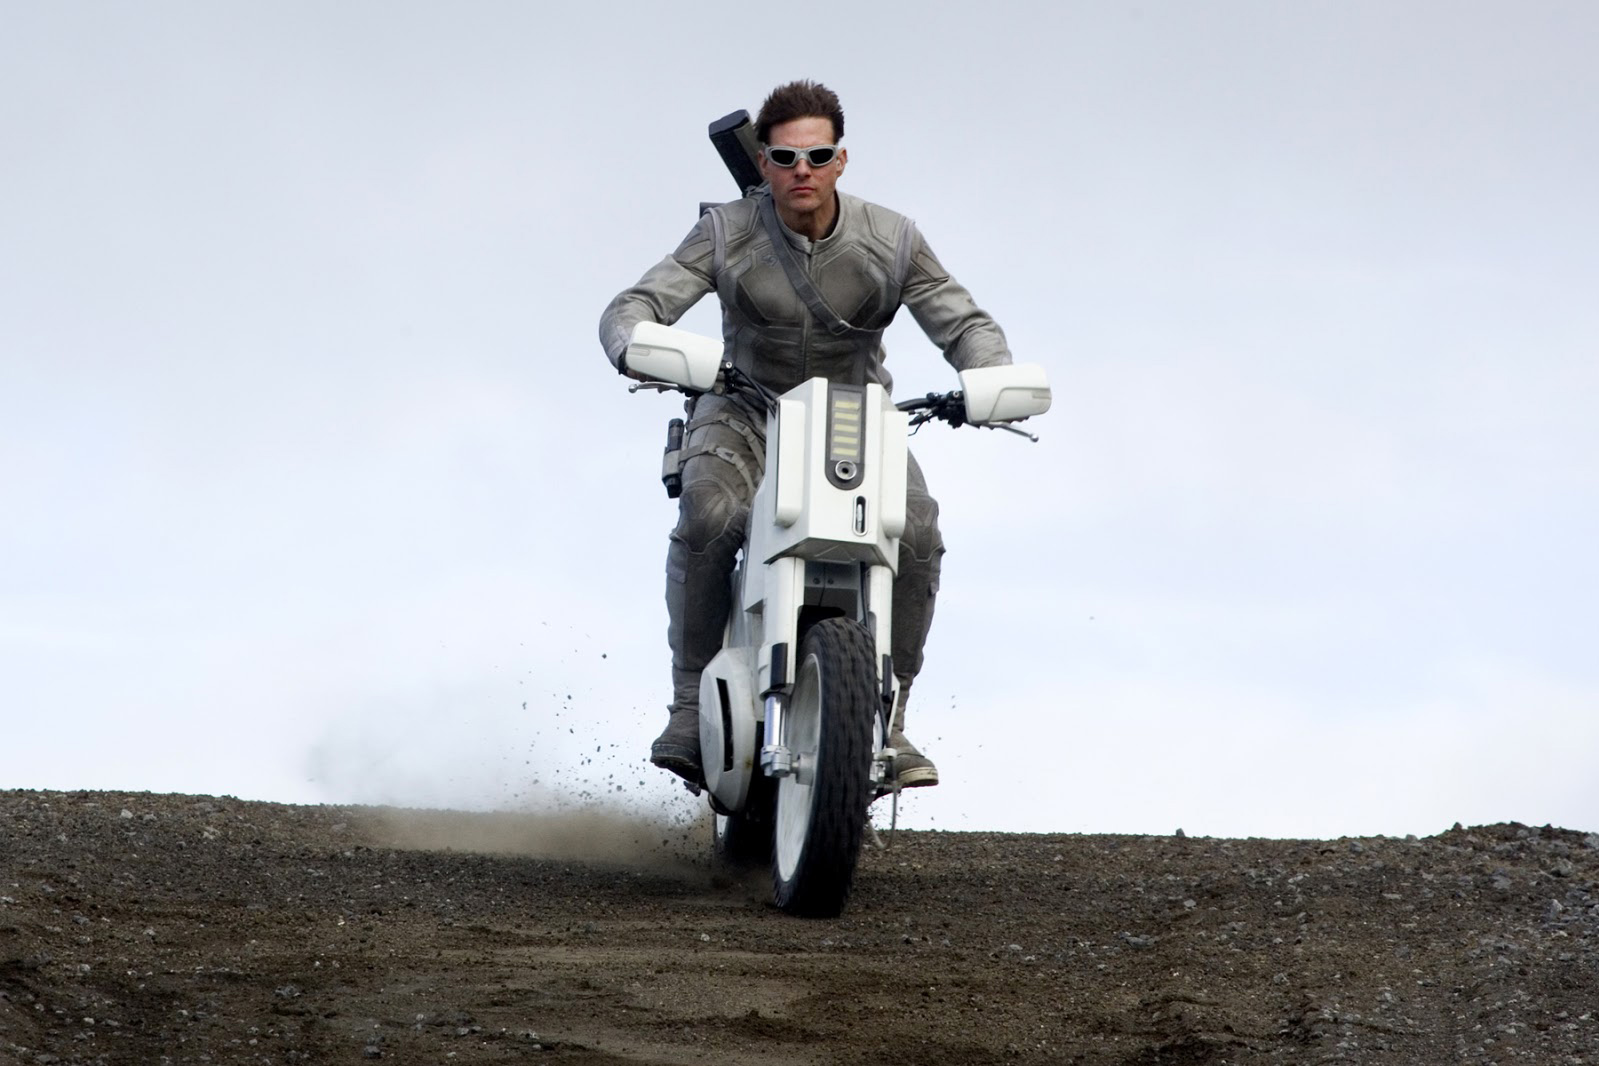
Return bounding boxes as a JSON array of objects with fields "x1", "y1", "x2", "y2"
[{"x1": 773, "y1": 617, "x2": 876, "y2": 917}]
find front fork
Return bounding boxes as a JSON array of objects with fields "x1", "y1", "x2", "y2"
[
  {"x1": 760, "y1": 692, "x2": 792, "y2": 777},
  {"x1": 870, "y1": 658, "x2": 896, "y2": 791},
  {"x1": 761, "y1": 668, "x2": 897, "y2": 789},
  {"x1": 758, "y1": 563, "x2": 899, "y2": 787}
]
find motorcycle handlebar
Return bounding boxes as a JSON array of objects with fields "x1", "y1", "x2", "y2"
[
  {"x1": 896, "y1": 390, "x2": 969, "y2": 429},
  {"x1": 633, "y1": 376, "x2": 1031, "y2": 439},
  {"x1": 626, "y1": 361, "x2": 778, "y2": 410}
]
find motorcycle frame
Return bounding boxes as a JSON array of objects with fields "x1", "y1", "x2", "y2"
[{"x1": 697, "y1": 376, "x2": 907, "y2": 813}]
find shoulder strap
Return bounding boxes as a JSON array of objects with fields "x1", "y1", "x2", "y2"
[
  {"x1": 892, "y1": 217, "x2": 917, "y2": 298},
  {"x1": 707, "y1": 204, "x2": 727, "y2": 278},
  {"x1": 757, "y1": 194, "x2": 871, "y2": 338}
]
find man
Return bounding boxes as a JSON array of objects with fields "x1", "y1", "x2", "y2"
[{"x1": 599, "y1": 80, "x2": 1012, "y2": 791}]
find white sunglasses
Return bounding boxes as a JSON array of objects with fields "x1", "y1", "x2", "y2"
[{"x1": 762, "y1": 144, "x2": 841, "y2": 168}]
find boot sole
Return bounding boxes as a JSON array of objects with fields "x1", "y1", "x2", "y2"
[
  {"x1": 650, "y1": 743, "x2": 702, "y2": 785},
  {"x1": 894, "y1": 765, "x2": 939, "y2": 789}
]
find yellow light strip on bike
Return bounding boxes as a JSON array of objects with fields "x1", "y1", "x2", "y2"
[{"x1": 829, "y1": 392, "x2": 862, "y2": 462}]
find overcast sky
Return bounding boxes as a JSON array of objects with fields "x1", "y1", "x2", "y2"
[{"x1": 3, "y1": 1, "x2": 1596, "y2": 839}]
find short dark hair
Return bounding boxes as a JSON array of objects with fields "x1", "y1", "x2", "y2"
[{"x1": 756, "y1": 80, "x2": 845, "y2": 144}]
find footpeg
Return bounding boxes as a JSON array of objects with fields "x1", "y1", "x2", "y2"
[{"x1": 870, "y1": 747, "x2": 897, "y2": 788}]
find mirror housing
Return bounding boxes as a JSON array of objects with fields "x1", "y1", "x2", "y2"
[
  {"x1": 958, "y1": 364, "x2": 1052, "y2": 424},
  {"x1": 625, "y1": 322, "x2": 724, "y2": 392}
]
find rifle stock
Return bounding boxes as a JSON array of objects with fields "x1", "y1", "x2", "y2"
[{"x1": 708, "y1": 110, "x2": 764, "y2": 196}]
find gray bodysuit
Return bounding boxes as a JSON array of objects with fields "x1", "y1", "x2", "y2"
[{"x1": 600, "y1": 188, "x2": 1012, "y2": 716}]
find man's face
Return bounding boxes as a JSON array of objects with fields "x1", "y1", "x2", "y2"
[{"x1": 758, "y1": 116, "x2": 847, "y2": 221}]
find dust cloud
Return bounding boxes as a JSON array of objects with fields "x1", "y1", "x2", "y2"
[{"x1": 363, "y1": 802, "x2": 712, "y2": 874}]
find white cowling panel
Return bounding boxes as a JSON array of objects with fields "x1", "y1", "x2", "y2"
[
  {"x1": 625, "y1": 322, "x2": 724, "y2": 391},
  {"x1": 958, "y1": 363, "x2": 1052, "y2": 425}
]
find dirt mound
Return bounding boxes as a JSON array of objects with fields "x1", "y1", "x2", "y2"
[{"x1": 3, "y1": 789, "x2": 1597, "y2": 1064}]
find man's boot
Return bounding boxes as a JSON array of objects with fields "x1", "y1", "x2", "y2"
[
  {"x1": 888, "y1": 683, "x2": 938, "y2": 789},
  {"x1": 650, "y1": 669, "x2": 702, "y2": 784}
]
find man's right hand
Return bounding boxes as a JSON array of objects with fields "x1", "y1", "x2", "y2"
[{"x1": 617, "y1": 352, "x2": 649, "y2": 382}]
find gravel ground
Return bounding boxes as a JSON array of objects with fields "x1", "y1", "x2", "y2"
[{"x1": 2, "y1": 789, "x2": 1597, "y2": 1064}]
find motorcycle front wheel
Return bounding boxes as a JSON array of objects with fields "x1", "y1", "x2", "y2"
[{"x1": 772, "y1": 617, "x2": 877, "y2": 917}]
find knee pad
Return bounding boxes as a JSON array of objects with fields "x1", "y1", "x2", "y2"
[
  {"x1": 671, "y1": 478, "x2": 749, "y2": 560},
  {"x1": 900, "y1": 493, "x2": 945, "y2": 568}
]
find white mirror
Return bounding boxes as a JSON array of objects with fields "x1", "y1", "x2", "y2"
[
  {"x1": 625, "y1": 322, "x2": 724, "y2": 391},
  {"x1": 958, "y1": 363, "x2": 1052, "y2": 424}
]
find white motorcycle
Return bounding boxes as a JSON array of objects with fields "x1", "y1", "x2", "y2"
[{"x1": 626, "y1": 321, "x2": 1050, "y2": 916}]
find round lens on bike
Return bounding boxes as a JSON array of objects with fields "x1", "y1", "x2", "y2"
[{"x1": 767, "y1": 148, "x2": 799, "y2": 167}]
